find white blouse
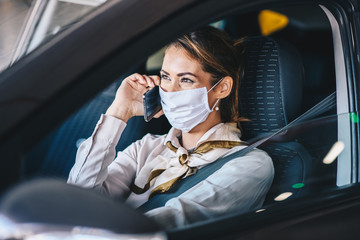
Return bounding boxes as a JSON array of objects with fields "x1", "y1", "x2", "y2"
[{"x1": 68, "y1": 114, "x2": 274, "y2": 229}]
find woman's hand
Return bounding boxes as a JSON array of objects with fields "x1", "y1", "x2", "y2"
[{"x1": 106, "y1": 73, "x2": 161, "y2": 122}]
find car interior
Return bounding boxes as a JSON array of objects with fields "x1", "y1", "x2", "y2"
[{"x1": 19, "y1": 3, "x2": 338, "y2": 228}]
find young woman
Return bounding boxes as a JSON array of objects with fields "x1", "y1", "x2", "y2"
[{"x1": 68, "y1": 26, "x2": 274, "y2": 229}]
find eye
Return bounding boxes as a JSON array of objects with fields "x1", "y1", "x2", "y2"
[
  {"x1": 160, "y1": 74, "x2": 171, "y2": 81},
  {"x1": 180, "y1": 78, "x2": 194, "y2": 84}
]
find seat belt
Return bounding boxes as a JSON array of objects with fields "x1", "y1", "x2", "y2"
[{"x1": 138, "y1": 92, "x2": 336, "y2": 212}]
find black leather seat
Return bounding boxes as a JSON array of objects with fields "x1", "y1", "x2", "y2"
[
  {"x1": 239, "y1": 36, "x2": 312, "y2": 204},
  {"x1": 239, "y1": 36, "x2": 303, "y2": 139}
]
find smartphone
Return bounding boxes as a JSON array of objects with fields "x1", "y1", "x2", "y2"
[{"x1": 143, "y1": 86, "x2": 162, "y2": 122}]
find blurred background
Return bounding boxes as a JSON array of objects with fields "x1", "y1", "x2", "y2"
[
  {"x1": 0, "y1": 0, "x2": 31, "y2": 72},
  {"x1": 0, "y1": 0, "x2": 103, "y2": 73}
]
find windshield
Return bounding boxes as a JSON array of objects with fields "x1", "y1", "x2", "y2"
[{"x1": 0, "y1": 0, "x2": 107, "y2": 74}]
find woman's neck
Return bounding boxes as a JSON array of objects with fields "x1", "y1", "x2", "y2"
[
  {"x1": 180, "y1": 112, "x2": 222, "y2": 149},
  {"x1": 180, "y1": 131, "x2": 205, "y2": 149}
]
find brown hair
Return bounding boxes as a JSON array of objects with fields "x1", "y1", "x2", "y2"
[{"x1": 168, "y1": 26, "x2": 246, "y2": 124}]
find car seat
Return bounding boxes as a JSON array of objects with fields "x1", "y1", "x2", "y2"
[{"x1": 239, "y1": 36, "x2": 313, "y2": 204}]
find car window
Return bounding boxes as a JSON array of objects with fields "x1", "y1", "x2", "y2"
[
  {"x1": 13, "y1": 0, "x2": 356, "y2": 234},
  {"x1": 0, "y1": 0, "x2": 30, "y2": 73},
  {"x1": 2, "y1": 0, "x2": 107, "y2": 73},
  {"x1": 260, "y1": 112, "x2": 339, "y2": 204}
]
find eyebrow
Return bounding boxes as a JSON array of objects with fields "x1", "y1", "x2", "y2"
[{"x1": 160, "y1": 69, "x2": 198, "y2": 78}]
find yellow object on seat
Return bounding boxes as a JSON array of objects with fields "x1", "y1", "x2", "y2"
[{"x1": 258, "y1": 10, "x2": 289, "y2": 36}]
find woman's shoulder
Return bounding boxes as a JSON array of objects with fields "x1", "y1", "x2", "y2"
[
  {"x1": 142, "y1": 132, "x2": 167, "y2": 141},
  {"x1": 221, "y1": 147, "x2": 274, "y2": 177},
  {"x1": 201, "y1": 147, "x2": 274, "y2": 193},
  {"x1": 134, "y1": 132, "x2": 168, "y2": 148},
  {"x1": 123, "y1": 132, "x2": 169, "y2": 158}
]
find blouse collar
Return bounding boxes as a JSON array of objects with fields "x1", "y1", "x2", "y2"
[{"x1": 164, "y1": 122, "x2": 242, "y2": 149}]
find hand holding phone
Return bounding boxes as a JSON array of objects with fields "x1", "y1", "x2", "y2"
[{"x1": 143, "y1": 86, "x2": 162, "y2": 122}]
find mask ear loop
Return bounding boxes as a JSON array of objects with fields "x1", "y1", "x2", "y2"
[
  {"x1": 208, "y1": 77, "x2": 224, "y2": 112},
  {"x1": 207, "y1": 77, "x2": 224, "y2": 93}
]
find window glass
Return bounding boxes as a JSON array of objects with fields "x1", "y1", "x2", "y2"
[
  {"x1": 0, "y1": 0, "x2": 30, "y2": 72},
  {"x1": 26, "y1": 0, "x2": 105, "y2": 53},
  {"x1": 1, "y1": 0, "x2": 107, "y2": 74},
  {"x1": 260, "y1": 112, "x2": 340, "y2": 205}
]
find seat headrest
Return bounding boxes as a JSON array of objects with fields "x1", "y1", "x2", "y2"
[{"x1": 239, "y1": 36, "x2": 303, "y2": 139}]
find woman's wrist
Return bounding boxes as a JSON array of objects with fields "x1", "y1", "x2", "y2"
[{"x1": 105, "y1": 102, "x2": 133, "y2": 123}]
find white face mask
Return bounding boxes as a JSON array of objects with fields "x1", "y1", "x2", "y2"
[{"x1": 159, "y1": 79, "x2": 223, "y2": 133}]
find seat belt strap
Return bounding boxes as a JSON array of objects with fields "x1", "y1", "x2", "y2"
[{"x1": 138, "y1": 92, "x2": 336, "y2": 212}]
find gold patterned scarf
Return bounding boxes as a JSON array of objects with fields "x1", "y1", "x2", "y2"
[{"x1": 130, "y1": 140, "x2": 245, "y2": 199}]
